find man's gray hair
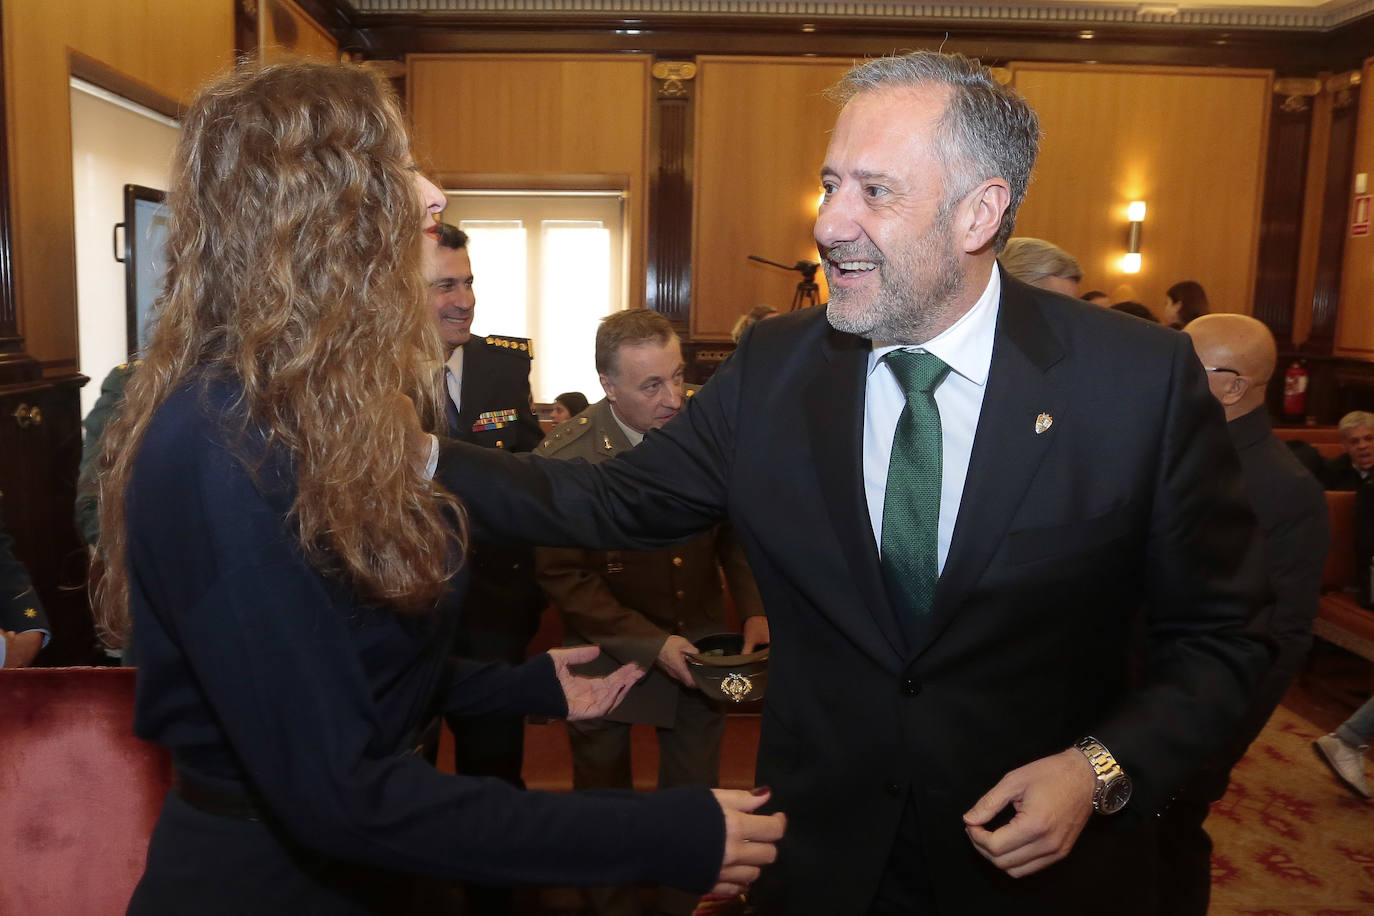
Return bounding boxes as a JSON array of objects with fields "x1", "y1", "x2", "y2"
[
  {"x1": 1339, "y1": 411, "x2": 1374, "y2": 437},
  {"x1": 827, "y1": 51, "x2": 1041, "y2": 252}
]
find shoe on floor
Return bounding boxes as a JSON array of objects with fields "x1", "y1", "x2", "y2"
[{"x1": 1313, "y1": 733, "x2": 1373, "y2": 799}]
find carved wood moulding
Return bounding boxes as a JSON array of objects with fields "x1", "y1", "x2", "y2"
[{"x1": 345, "y1": 0, "x2": 1374, "y2": 32}]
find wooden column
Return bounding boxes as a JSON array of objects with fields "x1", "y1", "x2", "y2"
[
  {"x1": 1304, "y1": 72, "x2": 1362, "y2": 355},
  {"x1": 0, "y1": 0, "x2": 36, "y2": 387},
  {"x1": 646, "y1": 60, "x2": 695, "y2": 328},
  {"x1": 1253, "y1": 79, "x2": 1319, "y2": 347}
]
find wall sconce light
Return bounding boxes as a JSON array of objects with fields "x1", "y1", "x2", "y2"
[{"x1": 1122, "y1": 201, "x2": 1145, "y2": 274}]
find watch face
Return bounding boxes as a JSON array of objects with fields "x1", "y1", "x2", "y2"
[{"x1": 1099, "y1": 775, "x2": 1133, "y2": 815}]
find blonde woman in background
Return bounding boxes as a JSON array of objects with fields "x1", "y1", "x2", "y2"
[
  {"x1": 997, "y1": 236, "x2": 1082, "y2": 297},
  {"x1": 731, "y1": 304, "x2": 780, "y2": 342}
]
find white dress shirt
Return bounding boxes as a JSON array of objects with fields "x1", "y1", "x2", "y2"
[
  {"x1": 610, "y1": 406, "x2": 645, "y2": 448},
  {"x1": 863, "y1": 267, "x2": 1001, "y2": 573},
  {"x1": 444, "y1": 346, "x2": 465, "y2": 414}
]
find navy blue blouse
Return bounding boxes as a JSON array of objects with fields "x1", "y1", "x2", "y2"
[{"x1": 126, "y1": 377, "x2": 722, "y2": 890}]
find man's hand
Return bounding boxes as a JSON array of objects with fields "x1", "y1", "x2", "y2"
[
  {"x1": 656, "y1": 634, "x2": 700, "y2": 688},
  {"x1": 709, "y1": 788, "x2": 787, "y2": 897},
  {"x1": 549, "y1": 645, "x2": 644, "y2": 721},
  {"x1": 961, "y1": 748, "x2": 1096, "y2": 878},
  {"x1": 2, "y1": 630, "x2": 43, "y2": 668},
  {"x1": 741, "y1": 616, "x2": 770, "y2": 654}
]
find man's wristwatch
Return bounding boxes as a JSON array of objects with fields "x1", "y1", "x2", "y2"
[{"x1": 1075, "y1": 736, "x2": 1133, "y2": 815}]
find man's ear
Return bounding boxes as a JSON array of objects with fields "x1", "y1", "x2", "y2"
[
  {"x1": 1221, "y1": 375, "x2": 1252, "y2": 407},
  {"x1": 959, "y1": 179, "x2": 1011, "y2": 254},
  {"x1": 598, "y1": 373, "x2": 616, "y2": 402}
]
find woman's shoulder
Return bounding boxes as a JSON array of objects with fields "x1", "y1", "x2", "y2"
[
  {"x1": 139, "y1": 375, "x2": 290, "y2": 498},
  {"x1": 143, "y1": 375, "x2": 241, "y2": 459}
]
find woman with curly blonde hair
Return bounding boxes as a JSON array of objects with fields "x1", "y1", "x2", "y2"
[{"x1": 97, "y1": 61, "x2": 781, "y2": 915}]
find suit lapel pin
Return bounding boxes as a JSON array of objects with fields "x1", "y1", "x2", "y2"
[
  {"x1": 1035, "y1": 412, "x2": 1053, "y2": 435},
  {"x1": 601, "y1": 434, "x2": 614, "y2": 452}
]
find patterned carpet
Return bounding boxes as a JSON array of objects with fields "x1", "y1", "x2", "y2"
[{"x1": 1208, "y1": 704, "x2": 1374, "y2": 915}]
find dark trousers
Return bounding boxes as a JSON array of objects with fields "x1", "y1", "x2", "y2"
[
  {"x1": 444, "y1": 548, "x2": 545, "y2": 916},
  {"x1": 1153, "y1": 771, "x2": 1227, "y2": 916},
  {"x1": 569, "y1": 690, "x2": 725, "y2": 916},
  {"x1": 446, "y1": 554, "x2": 544, "y2": 786}
]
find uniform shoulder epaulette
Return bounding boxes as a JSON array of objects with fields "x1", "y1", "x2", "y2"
[
  {"x1": 483, "y1": 334, "x2": 534, "y2": 359},
  {"x1": 539, "y1": 414, "x2": 594, "y2": 456},
  {"x1": 114, "y1": 359, "x2": 143, "y2": 372}
]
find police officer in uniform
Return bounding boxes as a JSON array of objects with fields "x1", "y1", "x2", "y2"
[
  {"x1": 536, "y1": 309, "x2": 766, "y2": 916},
  {"x1": 423, "y1": 221, "x2": 545, "y2": 915}
]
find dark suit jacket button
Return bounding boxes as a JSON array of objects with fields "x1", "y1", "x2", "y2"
[
  {"x1": 884, "y1": 781, "x2": 902, "y2": 797},
  {"x1": 901, "y1": 678, "x2": 921, "y2": 697}
]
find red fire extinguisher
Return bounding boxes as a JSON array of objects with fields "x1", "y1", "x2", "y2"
[{"x1": 1283, "y1": 361, "x2": 1308, "y2": 418}]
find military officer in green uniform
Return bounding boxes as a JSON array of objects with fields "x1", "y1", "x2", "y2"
[
  {"x1": 536, "y1": 309, "x2": 767, "y2": 916},
  {"x1": 75, "y1": 361, "x2": 140, "y2": 547}
]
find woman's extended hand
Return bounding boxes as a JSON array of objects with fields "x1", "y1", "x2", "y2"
[
  {"x1": 709, "y1": 788, "x2": 787, "y2": 897},
  {"x1": 549, "y1": 645, "x2": 644, "y2": 721}
]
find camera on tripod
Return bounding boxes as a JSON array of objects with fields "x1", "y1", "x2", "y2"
[{"x1": 747, "y1": 254, "x2": 821, "y2": 311}]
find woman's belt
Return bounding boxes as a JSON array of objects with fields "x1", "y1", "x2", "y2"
[{"x1": 173, "y1": 771, "x2": 266, "y2": 821}]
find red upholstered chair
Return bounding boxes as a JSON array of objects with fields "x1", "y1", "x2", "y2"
[{"x1": 0, "y1": 667, "x2": 171, "y2": 915}]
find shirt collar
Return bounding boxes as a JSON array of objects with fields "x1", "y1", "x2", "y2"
[
  {"x1": 609, "y1": 404, "x2": 645, "y2": 447},
  {"x1": 1226, "y1": 405, "x2": 1272, "y2": 450},
  {"x1": 445, "y1": 346, "x2": 464, "y2": 379},
  {"x1": 868, "y1": 265, "x2": 1000, "y2": 387}
]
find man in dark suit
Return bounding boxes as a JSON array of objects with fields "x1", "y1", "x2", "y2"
[
  {"x1": 434, "y1": 51, "x2": 1269, "y2": 914},
  {"x1": 1321, "y1": 410, "x2": 1374, "y2": 490},
  {"x1": 423, "y1": 222, "x2": 545, "y2": 915},
  {"x1": 536, "y1": 309, "x2": 766, "y2": 916},
  {"x1": 1154, "y1": 314, "x2": 1329, "y2": 914}
]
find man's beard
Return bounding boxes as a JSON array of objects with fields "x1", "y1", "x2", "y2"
[{"x1": 823, "y1": 215, "x2": 964, "y2": 344}]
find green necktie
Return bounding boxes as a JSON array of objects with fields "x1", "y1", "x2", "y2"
[{"x1": 880, "y1": 350, "x2": 951, "y2": 632}]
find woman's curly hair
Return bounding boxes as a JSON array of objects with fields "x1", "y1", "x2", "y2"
[{"x1": 95, "y1": 60, "x2": 464, "y2": 640}]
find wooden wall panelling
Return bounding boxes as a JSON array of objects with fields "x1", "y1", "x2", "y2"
[
  {"x1": 646, "y1": 61, "x2": 695, "y2": 327},
  {"x1": 352, "y1": 17, "x2": 1353, "y2": 78},
  {"x1": 1311, "y1": 74, "x2": 1362, "y2": 353},
  {"x1": 4, "y1": 0, "x2": 235, "y2": 372},
  {"x1": 407, "y1": 54, "x2": 653, "y2": 309},
  {"x1": 1335, "y1": 59, "x2": 1374, "y2": 359},
  {"x1": 260, "y1": 0, "x2": 340, "y2": 63},
  {"x1": 1009, "y1": 63, "x2": 1271, "y2": 320},
  {"x1": 691, "y1": 56, "x2": 851, "y2": 341},
  {"x1": 1253, "y1": 81, "x2": 1318, "y2": 346}
]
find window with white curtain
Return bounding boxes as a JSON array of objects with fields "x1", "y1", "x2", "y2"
[{"x1": 445, "y1": 190, "x2": 626, "y2": 403}]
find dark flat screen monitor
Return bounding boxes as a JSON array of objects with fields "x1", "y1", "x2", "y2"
[{"x1": 121, "y1": 184, "x2": 170, "y2": 358}]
